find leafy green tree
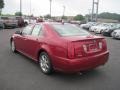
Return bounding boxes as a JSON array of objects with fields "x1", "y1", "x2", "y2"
[
  {"x1": 44, "y1": 14, "x2": 51, "y2": 19},
  {"x1": 62, "y1": 16, "x2": 67, "y2": 20},
  {"x1": 0, "y1": 0, "x2": 4, "y2": 15},
  {"x1": 15, "y1": 12, "x2": 22, "y2": 16},
  {"x1": 74, "y1": 14, "x2": 84, "y2": 21}
]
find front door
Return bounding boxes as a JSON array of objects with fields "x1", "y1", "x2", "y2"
[{"x1": 19, "y1": 25, "x2": 34, "y2": 54}]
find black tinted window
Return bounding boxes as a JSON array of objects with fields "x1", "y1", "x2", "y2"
[{"x1": 52, "y1": 24, "x2": 91, "y2": 36}]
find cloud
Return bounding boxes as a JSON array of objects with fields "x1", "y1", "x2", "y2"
[{"x1": 2, "y1": 0, "x2": 120, "y2": 16}]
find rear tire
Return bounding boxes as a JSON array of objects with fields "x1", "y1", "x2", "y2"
[{"x1": 39, "y1": 52, "x2": 53, "y2": 75}]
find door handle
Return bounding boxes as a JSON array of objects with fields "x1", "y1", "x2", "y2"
[
  {"x1": 23, "y1": 38, "x2": 27, "y2": 40},
  {"x1": 36, "y1": 38, "x2": 39, "y2": 41}
]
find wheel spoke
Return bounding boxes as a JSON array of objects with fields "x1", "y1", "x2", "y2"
[{"x1": 40, "y1": 55, "x2": 49, "y2": 72}]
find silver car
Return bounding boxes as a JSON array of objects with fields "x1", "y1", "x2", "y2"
[
  {"x1": 0, "y1": 16, "x2": 18, "y2": 28},
  {"x1": 112, "y1": 29, "x2": 120, "y2": 39}
]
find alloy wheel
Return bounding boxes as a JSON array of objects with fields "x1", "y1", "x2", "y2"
[{"x1": 39, "y1": 52, "x2": 52, "y2": 74}]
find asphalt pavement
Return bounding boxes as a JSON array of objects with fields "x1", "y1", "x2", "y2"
[{"x1": 0, "y1": 28, "x2": 120, "y2": 90}]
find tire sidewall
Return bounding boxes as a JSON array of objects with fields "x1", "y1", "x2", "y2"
[
  {"x1": 11, "y1": 40, "x2": 16, "y2": 52},
  {"x1": 39, "y1": 52, "x2": 53, "y2": 74}
]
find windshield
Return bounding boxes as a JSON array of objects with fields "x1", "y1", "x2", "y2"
[{"x1": 52, "y1": 24, "x2": 91, "y2": 36}]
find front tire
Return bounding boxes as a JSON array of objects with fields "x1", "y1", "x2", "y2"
[
  {"x1": 11, "y1": 40, "x2": 16, "y2": 53},
  {"x1": 39, "y1": 52, "x2": 53, "y2": 75}
]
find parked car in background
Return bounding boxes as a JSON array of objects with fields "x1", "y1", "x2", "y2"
[
  {"x1": 80, "y1": 22, "x2": 97, "y2": 30},
  {"x1": 24, "y1": 17, "x2": 37, "y2": 25},
  {"x1": 89, "y1": 25, "x2": 97, "y2": 32},
  {"x1": 93, "y1": 23, "x2": 111, "y2": 34},
  {"x1": 102, "y1": 24, "x2": 120, "y2": 37},
  {"x1": 70, "y1": 20, "x2": 81, "y2": 25},
  {"x1": 36, "y1": 18, "x2": 43, "y2": 23},
  {"x1": 111, "y1": 29, "x2": 120, "y2": 39},
  {"x1": 0, "y1": 19, "x2": 4, "y2": 29},
  {"x1": 15, "y1": 16, "x2": 25, "y2": 27},
  {"x1": 89, "y1": 23, "x2": 102, "y2": 32},
  {"x1": 0, "y1": 16, "x2": 18, "y2": 28},
  {"x1": 10, "y1": 22, "x2": 109, "y2": 74}
]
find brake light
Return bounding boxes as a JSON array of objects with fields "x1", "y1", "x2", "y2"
[
  {"x1": 102, "y1": 39, "x2": 107, "y2": 51},
  {"x1": 67, "y1": 42, "x2": 75, "y2": 59},
  {"x1": 99, "y1": 42, "x2": 102, "y2": 49},
  {"x1": 83, "y1": 45, "x2": 87, "y2": 52}
]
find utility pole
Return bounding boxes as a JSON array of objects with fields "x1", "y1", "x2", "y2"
[
  {"x1": 91, "y1": 0, "x2": 99, "y2": 22},
  {"x1": 50, "y1": 0, "x2": 52, "y2": 18},
  {"x1": 30, "y1": 0, "x2": 31, "y2": 16},
  {"x1": 63, "y1": 6, "x2": 65, "y2": 17},
  {"x1": 91, "y1": 0, "x2": 94, "y2": 21},
  {"x1": 88, "y1": 9, "x2": 91, "y2": 22},
  {"x1": 95, "y1": 0, "x2": 99, "y2": 22},
  {"x1": 20, "y1": 0, "x2": 22, "y2": 16},
  {"x1": 29, "y1": 0, "x2": 32, "y2": 23}
]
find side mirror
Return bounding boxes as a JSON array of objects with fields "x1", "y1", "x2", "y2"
[{"x1": 15, "y1": 31, "x2": 22, "y2": 35}]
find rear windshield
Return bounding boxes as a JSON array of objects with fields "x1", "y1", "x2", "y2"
[{"x1": 52, "y1": 24, "x2": 91, "y2": 36}]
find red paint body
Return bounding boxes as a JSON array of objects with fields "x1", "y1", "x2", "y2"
[{"x1": 11, "y1": 23, "x2": 109, "y2": 73}]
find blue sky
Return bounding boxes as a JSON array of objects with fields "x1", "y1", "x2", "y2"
[{"x1": 2, "y1": 0, "x2": 120, "y2": 16}]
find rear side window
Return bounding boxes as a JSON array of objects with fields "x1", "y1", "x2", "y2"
[
  {"x1": 52, "y1": 24, "x2": 91, "y2": 36},
  {"x1": 31, "y1": 24, "x2": 42, "y2": 36},
  {"x1": 22, "y1": 25, "x2": 33, "y2": 35}
]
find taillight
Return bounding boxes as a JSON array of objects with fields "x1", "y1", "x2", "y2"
[
  {"x1": 67, "y1": 42, "x2": 75, "y2": 59},
  {"x1": 83, "y1": 45, "x2": 87, "y2": 52},
  {"x1": 99, "y1": 42, "x2": 102, "y2": 49},
  {"x1": 101, "y1": 39, "x2": 107, "y2": 51}
]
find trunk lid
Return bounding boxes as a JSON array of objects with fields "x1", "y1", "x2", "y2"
[{"x1": 65, "y1": 35, "x2": 106, "y2": 58}]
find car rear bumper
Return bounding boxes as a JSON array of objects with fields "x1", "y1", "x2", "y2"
[
  {"x1": 94, "y1": 29, "x2": 101, "y2": 34},
  {"x1": 113, "y1": 34, "x2": 120, "y2": 39},
  {"x1": 52, "y1": 51, "x2": 109, "y2": 73}
]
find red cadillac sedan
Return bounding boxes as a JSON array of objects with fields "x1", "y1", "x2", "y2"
[{"x1": 10, "y1": 22, "x2": 109, "y2": 74}]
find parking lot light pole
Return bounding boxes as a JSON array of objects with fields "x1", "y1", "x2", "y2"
[
  {"x1": 91, "y1": 0, "x2": 94, "y2": 21},
  {"x1": 63, "y1": 6, "x2": 65, "y2": 17},
  {"x1": 20, "y1": 0, "x2": 22, "y2": 16},
  {"x1": 91, "y1": 0, "x2": 99, "y2": 22},
  {"x1": 50, "y1": 0, "x2": 52, "y2": 18},
  {"x1": 95, "y1": 0, "x2": 99, "y2": 22}
]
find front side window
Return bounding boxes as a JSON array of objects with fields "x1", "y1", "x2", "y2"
[
  {"x1": 22, "y1": 25, "x2": 33, "y2": 35},
  {"x1": 52, "y1": 24, "x2": 91, "y2": 36},
  {"x1": 31, "y1": 24, "x2": 42, "y2": 36}
]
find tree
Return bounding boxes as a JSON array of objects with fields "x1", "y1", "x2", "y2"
[
  {"x1": 15, "y1": 12, "x2": 22, "y2": 16},
  {"x1": 98, "y1": 12, "x2": 120, "y2": 20},
  {"x1": 0, "y1": 0, "x2": 4, "y2": 15},
  {"x1": 61, "y1": 16, "x2": 67, "y2": 20},
  {"x1": 74, "y1": 14, "x2": 84, "y2": 21},
  {"x1": 44, "y1": 14, "x2": 51, "y2": 19}
]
